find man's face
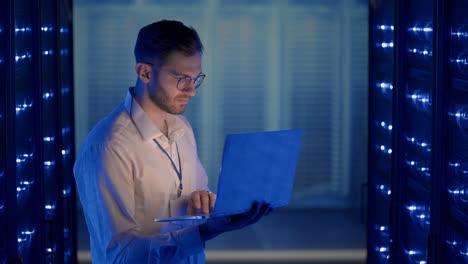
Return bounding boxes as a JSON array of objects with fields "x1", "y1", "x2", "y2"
[{"x1": 148, "y1": 51, "x2": 202, "y2": 115}]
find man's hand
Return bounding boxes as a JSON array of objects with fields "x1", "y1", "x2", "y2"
[{"x1": 188, "y1": 190, "x2": 216, "y2": 215}]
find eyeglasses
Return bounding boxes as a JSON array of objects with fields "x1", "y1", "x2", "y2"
[{"x1": 144, "y1": 62, "x2": 206, "y2": 91}]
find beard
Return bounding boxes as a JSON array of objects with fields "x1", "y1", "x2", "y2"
[{"x1": 150, "y1": 86, "x2": 189, "y2": 115}]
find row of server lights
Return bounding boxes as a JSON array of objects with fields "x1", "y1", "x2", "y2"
[
  {"x1": 14, "y1": 49, "x2": 70, "y2": 62},
  {"x1": 12, "y1": 26, "x2": 69, "y2": 33},
  {"x1": 15, "y1": 88, "x2": 71, "y2": 114},
  {"x1": 377, "y1": 25, "x2": 468, "y2": 66},
  {"x1": 376, "y1": 83, "x2": 467, "y2": 130}
]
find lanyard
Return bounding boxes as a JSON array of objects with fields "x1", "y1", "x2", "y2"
[{"x1": 153, "y1": 139, "x2": 183, "y2": 197}]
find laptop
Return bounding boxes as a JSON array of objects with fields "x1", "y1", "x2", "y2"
[{"x1": 154, "y1": 129, "x2": 303, "y2": 222}]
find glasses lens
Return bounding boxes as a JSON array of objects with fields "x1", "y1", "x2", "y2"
[
  {"x1": 194, "y1": 75, "x2": 205, "y2": 88},
  {"x1": 178, "y1": 77, "x2": 192, "y2": 90}
]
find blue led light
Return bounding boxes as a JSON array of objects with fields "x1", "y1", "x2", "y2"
[
  {"x1": 406, "y1": 204, "x2": 430, "y2": 226},
  {"x1": 405, "y1": 158, "x2": 431, "y2": 176},
  {"x1": 449, "y1": 109, "x2": 468, "y2": 129},
  {"x1": 17, "y1": 189, "x2": 26, "y2": 199},
  {"x1": 408, "y1": 48, "x2": 433, "y2": 56},
  {"x1": 46, "y1": 248, "x2": 52, "y2": 253},
  {"x1": 450, "y1": 58, "x2": 468, "y2": 65},
  {"x1": 15, "y1": 27, "x2": 32, "y2": 33},
  {"x1": 409, "y1": 26, "x2": 433, "y2": 32},
  {"x1": 61, "y1": 148, "x2": 71, "y2": 156},
  {"x1": 20, "y1": 230, "x2": 34, "y2": 235},
  {"x1": 446, "y1": 240, "x2": 458, "y2": 246},
  {"x1": 405, "y1": 136, "x2": 432, "y2": 152},
  {"x1": 451, "y1": 31, "x2": 468, "y2": 38},
  {"x1": 41, "y1": 26, "x2": 53, "y2": 32},
  {"x1": 376, "y1": 120, "x2": 394, "y2": 131},
  {"x1": 42, "y1": 92, "x2": 54, "y2": 99},
  {"x1": 15, "y1": 52, "x2": 32, "y2": 62},
  {"x1": 45, "y1": 204, "x2": 56, "y2": 210},
  {"x1": 408, "y1": 92, "x2": 431, "y2": 106},
  {"x1": 17, "y1": 180, "x2": 34, "y2": 198},
  {"x1": 377, "y1": 82, "x2": 393, "y2": 92},
  {"x1": 448, "y1": 189, "x2": 465, "y2": 196},
  {"x1": 405, "y1": 249, "x2": 426, "y2": 264},
  {"x1": 43, "y1": 136, "x2": 55, "y2": 142},
  {"x1": 59, "y1": 27, "x2": 69, "y2": 33},
  {"x1": 44, "y1": 161, "x2": 55, "y2": 167},
  {"x1": 449, "y1": 110, "x2": 467, "y2": 120},
  {"x1": 379, "y1": 247, "x2": 388, "y2": 252},
  {"x1": 377, "y1": 25, "x2": 394, "y2": 31},
  {"x1": 63, "y1": 188, "x2": 71, "y2": 197},
  {"x1": 448, "y1": 161, "x2": 467, "y2": 179},
  {"x1": 42, "y1": 49, "x2": 54, "y2": 56},
  {"x1": 418, "y1": 214, "x2": 426, "y2": 219},
  {"x1": 376, "y1": 184, "x2": 391, "y2": 197},
  {"x1": 15, "y1": 102, "x2": 33, "y2": 114},
  {"x1": 16, "y1": 153, "x2": 34, "y2": 164},
  {"x1": 379, "y1": 42, "x2": 394, "y2": 48},
  {"x1": 374, "y1": 246, "x2": 390, "y2": 261},
  {"x1": 62, "y1": 127, "x2": 70, "y2": 134},
  {"x1": 17, "y1": 229, "x2": 35, "y2": 244},
  {"x1": 19, "y1": 181, "x2": 33, "y2": 186},
  {"x1": 377, "y1": 144, "x2": 392, "y2": 155}
]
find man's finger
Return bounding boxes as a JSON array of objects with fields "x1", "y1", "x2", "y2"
[
  {"x1": 191, "y1": 191, "x2": 201, "y2": 210},
  {"x1": 201, "y1": 191, "x2": 210, "y2": 214},
  {"x1": 208, "y1": 192, "x2": 216, "y2": 210}
]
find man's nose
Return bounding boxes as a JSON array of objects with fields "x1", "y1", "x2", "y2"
[{"x1": 183, "y1": 81, "x2": 197, "y2": 96}]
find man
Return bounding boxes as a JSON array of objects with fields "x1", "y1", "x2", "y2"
[{"x1": 74, "y1": 20, "x2": 271, "y2": 263}]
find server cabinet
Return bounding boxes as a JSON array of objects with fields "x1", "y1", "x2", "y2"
[
  {"x1": 368, "y1": 0, "x2": 395, "y2": 262},
  {"x1": 0, "y1": 0, "x2": 76, "y2": 263},
  {"x1": 442, "y1": 1, "x2": 468, "y2": 263},
  {"x1": 368, "y1": 0, "x2": 467, "y2": 263}
]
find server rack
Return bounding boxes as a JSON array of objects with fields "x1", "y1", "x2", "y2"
[
  {"x1": 0, "y1": 0, "x2": 76, "y2": 263},
  {"x1": 368, "y1": 0, "x2": 395, "y2": 262},
  {"x1": 442, "y1": 1, "x2": 468, "y2": 263},
  {"x1": 368, "y1": 0, "x2": 467, "y2": 263}
]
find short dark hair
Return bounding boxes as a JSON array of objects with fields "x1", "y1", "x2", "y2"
[{"x1": 134, "y1": 20, "x2": 204, "y2": 65}]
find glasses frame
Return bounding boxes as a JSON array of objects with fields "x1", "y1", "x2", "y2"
[{"x1": 144, "y1": 62, "x2": 206, "y2": 91}]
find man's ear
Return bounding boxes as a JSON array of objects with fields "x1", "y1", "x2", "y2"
[{"x1": 135, "y1": 63, "x2": 152, "y2": 83}]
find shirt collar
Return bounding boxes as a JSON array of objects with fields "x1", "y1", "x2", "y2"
[{"x1": 124, "y1": 87, "x2": 187, "y2": 142}]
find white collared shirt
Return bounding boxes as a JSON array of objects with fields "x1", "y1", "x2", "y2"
[{"x1": 74, "y1": 88, "x2": 209, "y2": 263}]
